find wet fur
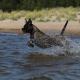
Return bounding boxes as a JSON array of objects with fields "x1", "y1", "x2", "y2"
[
  {"x1": 33, "y1": 25, "x2": 69, "y2": 48},
  {"x1": 22, "y1": 19, "x2": 69, "y2": 48}
]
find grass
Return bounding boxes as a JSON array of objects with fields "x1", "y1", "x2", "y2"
[{"x1": 0, "y1": 7, "x2": 80, "y2": 21}]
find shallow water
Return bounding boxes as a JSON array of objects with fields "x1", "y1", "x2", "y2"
[{"x1": 0, "y1": 33, "x2": 80, "y2": 80}]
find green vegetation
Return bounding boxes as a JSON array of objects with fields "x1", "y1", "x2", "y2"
[
  {"x1": 0, "y1": 0, "x2": 80, "y2": 11},
  {"x1": 0, "y1": 7, "x2": 80, "y2": 21},
  {"x1": 0, "y1": 0, "x2": 80, "y2": 21}
]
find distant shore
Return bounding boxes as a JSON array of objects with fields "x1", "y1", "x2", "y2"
[{"x1": 0, "y1": 19, "x2": 80, "y2": 36}]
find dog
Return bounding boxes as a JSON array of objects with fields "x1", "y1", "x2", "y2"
[{"x1": 22, "y1": 19, "x2": 69, "y2": 48}]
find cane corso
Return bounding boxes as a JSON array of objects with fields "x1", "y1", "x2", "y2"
[{"x1": 22, "y1": 19, "x2": 69, "y2": 48}]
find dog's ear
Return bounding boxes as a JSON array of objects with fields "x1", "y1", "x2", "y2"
[
  {"x1": 25, "y1": 18, "x2": 27, "y2": 23},
  {"x1": 28, "y1": 18, "x2": 32, "y2": 24}
]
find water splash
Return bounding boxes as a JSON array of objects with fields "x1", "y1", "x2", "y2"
[
  {"x1": 27, "y1": 36, "x2": 80, "y2": 56},
  {"x1": 0, "y1": 32, "x2": 80, "y2": 56}
]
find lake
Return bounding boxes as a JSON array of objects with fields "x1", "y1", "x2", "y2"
[{"x1": 0, "y1": 33, "x2": 80, "y2": 80}]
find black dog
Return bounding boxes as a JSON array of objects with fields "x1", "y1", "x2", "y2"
[{"x1": 22, "y1": 19, "x2": 69, "y2": 48}]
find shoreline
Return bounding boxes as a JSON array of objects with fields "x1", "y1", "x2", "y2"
[{"x1": 0, "y1": 19, "x2": 80, "y2": 36}]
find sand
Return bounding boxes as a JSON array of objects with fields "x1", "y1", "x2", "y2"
[{"x1": 0, "y1": 19, "x2": 80, "y2": 36}]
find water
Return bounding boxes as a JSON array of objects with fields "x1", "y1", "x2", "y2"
[{"x1": 0, "y1": 33, "x2": 80, "y2": 80}]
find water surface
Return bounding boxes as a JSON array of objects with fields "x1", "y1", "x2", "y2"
[{"x1": 0, "y1": 33, "x2": 80, "y2": 80}]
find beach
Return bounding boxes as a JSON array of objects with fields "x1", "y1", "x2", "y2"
[{"x1": 0, "y1": 19, "x2": 80, "y2": 36}]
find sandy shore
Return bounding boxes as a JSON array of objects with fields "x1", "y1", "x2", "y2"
[{"x1": 0, "y1": 19, "x2": 80, "y2": 36}]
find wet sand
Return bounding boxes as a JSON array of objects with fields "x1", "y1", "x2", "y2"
[{"x1": 0, "y1": 19, "x2": 80, "y2": 36}]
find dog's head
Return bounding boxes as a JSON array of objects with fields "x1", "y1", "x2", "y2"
[{"x1": 22, "y1": 18, "x2": 33, "y2": 34}]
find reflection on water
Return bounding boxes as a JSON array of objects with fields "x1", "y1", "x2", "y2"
[{"x1": 0, "y1": 33, "x2": 80, "y2": 80}]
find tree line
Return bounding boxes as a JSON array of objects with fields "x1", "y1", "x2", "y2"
[{"x1": 0, "y1": 0, "x2": 80, "y2": 12}]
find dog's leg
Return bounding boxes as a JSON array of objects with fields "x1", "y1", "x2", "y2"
[
  {"x1": 27, "y1": 39, "x2": 34, "y2": 47},
  {"x1": 27, "y1": 33, "x2": 35, "y2": 48}
]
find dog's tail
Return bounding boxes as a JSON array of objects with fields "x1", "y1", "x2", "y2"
[{"x1": 60, "y1": 20, "x2": 68, "y2": 35}]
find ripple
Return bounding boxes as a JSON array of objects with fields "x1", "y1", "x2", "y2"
[
  {"x1": 0, "y1": 68, "x2": 10, "y2": 76},
  {"x1": 27, "y1": 52, "x2": 66, "y2": 63},
  {"x1": 27, "y1": 76, "x2": 52, "y2": 80},
  {"x1": 0, "y1": 33, "x2": 80, "y2": 80}
]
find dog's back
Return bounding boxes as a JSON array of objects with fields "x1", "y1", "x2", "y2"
[{"x1": 33, "y1": 25, "x2": 69, "y2": 48}]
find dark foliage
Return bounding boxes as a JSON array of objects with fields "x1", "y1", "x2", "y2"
[{"x1": 0, "y1": 0, "x2": 80, "y2": 12}]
